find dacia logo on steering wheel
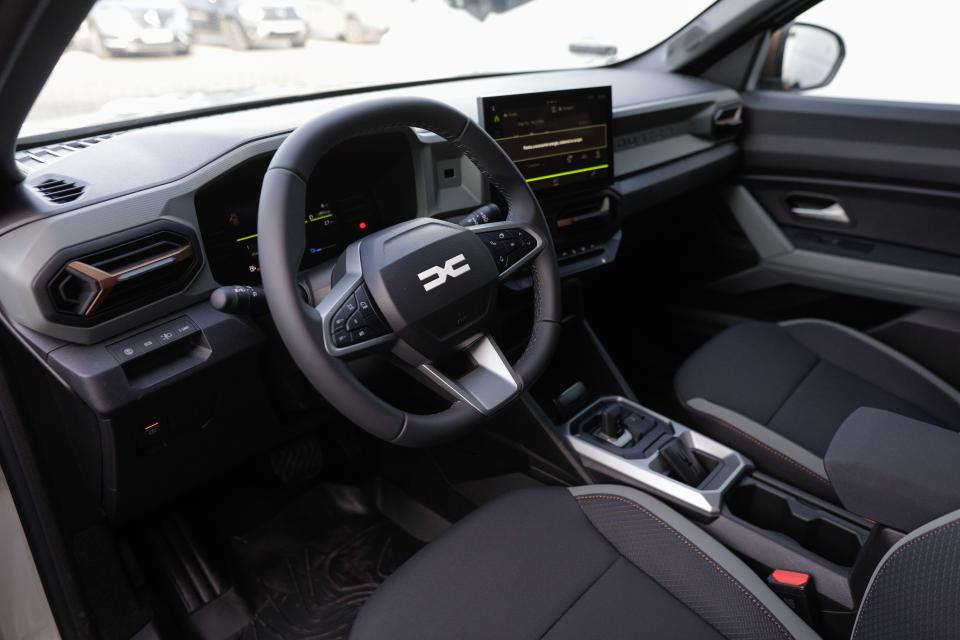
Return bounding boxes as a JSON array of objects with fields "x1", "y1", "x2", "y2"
[{"x1": 418, "y1": 254, "x2": 471, "y2": 292}]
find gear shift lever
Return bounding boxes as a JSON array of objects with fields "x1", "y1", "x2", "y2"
[
  {"x1": 594, "y1": 405, "x2": 632, "y2": 447},
  {"x1": 600, "y1": 406, "x2": 623, "y2": 438}
]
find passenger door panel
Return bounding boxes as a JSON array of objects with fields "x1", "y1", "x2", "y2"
[{"x1": 729, "y1": 91, "x2": 960, "y2": 311}]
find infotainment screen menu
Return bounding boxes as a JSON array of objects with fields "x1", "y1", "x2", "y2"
[{"x1": 480, "y1": 86, "x2": 613, "y2": 191}]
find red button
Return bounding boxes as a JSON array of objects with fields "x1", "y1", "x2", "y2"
[{"x1": 771, "y1": 569, "x2": 810, "y2": 587}]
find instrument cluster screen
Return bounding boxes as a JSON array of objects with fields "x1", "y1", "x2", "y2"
[
  {"x1": 225, "y1": 193, "x2": 376, "y2": 281},
  {"x1": 480, "y1": 86, "x2": 613, "y2": 191},
  {"x1": 196, "y1": 132, "x2": 416, "y2": 286}
]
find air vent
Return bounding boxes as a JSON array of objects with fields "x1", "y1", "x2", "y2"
[
  {"x1": 16, "y1": 133, "x2": 121, "y2": 174},
  {"x1": 548, "y1": 190, "x2": 613, "y2": 231},
  {"x1": 33, "y1": 178, "x2": 86, "y2": 204},
  {"x1": 48, "y1": 231, "x2": 199, "y2": 319}
]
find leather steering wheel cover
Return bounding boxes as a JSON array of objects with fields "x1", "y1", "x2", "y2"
[{"x1": 258, "y1": 96, "x2": 560, "y2": 445}]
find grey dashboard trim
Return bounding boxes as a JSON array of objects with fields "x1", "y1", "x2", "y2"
[
  {"x1": 22, "y1": 68, "x2": 733, "y2": 213},
  {"x1": 726, "y1": 185, "x2": 960, "y2": 311},
  {"x1": 0, "y1": 70, "x2": 739, "y2": 345},
  {"x1": 0, "y1": 133, "x2": 288, "y2": 344}
]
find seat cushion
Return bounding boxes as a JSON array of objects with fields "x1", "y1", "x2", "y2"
[
  {"x1": 350, "y1": 485, "x2": 817, "y2": 640},
  {"x1": 675, "y1": 319, "x2": 960, "y2": 499}
]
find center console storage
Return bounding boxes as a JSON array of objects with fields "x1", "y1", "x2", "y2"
[
  {"x1": 705, "y1": 473, "x2": 896, "y2": 638},
  {"x1": 726, "y1": 479, "x2": 865, "y2": 567}
]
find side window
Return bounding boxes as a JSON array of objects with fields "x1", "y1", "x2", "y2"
[{"x1": 758, "y1": 0, "x2": 960, "y2": 105}]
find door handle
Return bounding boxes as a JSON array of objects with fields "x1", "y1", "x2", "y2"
[{"x1": 790, "y1": 202, "x2": 850, "y2": 224}]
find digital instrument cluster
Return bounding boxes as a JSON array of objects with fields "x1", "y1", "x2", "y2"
[{"x1": 195, "y1": 133, "x2": 416, "y2": 285}]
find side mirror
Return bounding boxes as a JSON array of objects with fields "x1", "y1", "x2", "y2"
[{"x1": 759, "y1": 23, "x2": 845, "y2": 92}]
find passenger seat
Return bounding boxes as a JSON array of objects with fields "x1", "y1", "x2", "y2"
[{"x1": 674, "y1": 319, "x2": 960, "y2": 501}]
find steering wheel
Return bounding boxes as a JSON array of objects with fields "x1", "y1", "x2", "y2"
[{"x1": 258, "y1": 97, "x2": 561, "y2": 446}]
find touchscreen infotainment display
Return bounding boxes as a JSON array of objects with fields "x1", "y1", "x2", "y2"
[{"x1": 480, "y1": 86, "x2": 613, "y2": 191}]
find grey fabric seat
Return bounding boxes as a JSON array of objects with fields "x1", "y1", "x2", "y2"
[
  {"x1": 350, "y1": 486, "x2": 960, "y2": 639},
  {"x1": 351, "y1": 485, "x2": 819, "y2": 640},
  {"x1": 674, "y1": 319, "x2": 960, "y2": 500}
]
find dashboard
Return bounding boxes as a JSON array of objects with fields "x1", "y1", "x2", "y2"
[
  {"x1": 1, "y1": 68, "x2": 741, "y2": 349},
  {"x1": 0, "y1": 69, "x2": 742, "y2": 351}
]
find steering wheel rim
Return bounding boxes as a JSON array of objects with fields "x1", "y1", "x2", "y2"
[{"x1": 258, "y1": 96, "x2": 560, "y2": 446}]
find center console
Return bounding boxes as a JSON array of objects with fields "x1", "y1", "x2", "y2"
[
  {"x1": 563, "y1": 396, "x2": 750, "y2": 517},
  {"x1": 560, "y1": 393, "x2": 882, "y2": 634},
  {"x1": 524, "y1": 310, "x2": 901, "y2": 640}
]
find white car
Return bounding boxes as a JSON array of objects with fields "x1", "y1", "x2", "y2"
[{"x1": 300, "y1": 0, "x2": 405, "y2": 43}]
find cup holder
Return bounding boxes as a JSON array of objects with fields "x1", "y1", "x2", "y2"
[{"x1": 726, "y1": 479, "x2": 864, "y2": 567}]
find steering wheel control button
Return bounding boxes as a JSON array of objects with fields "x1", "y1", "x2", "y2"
[
  {"x1": 332, "y1": 295, "x2": 356, "y2": 333},
  {"x1": 351, "y1": 328, "x2": 373, "y2": 342},
  {"x1": 346, "y1": 312, "x2": 364, "y2": 331},
  {"x1": 342, "y1": 293, "x2": 359, "y2": 317},
  {"x1": 479, "y1": 228, "x2": 537, "y2": 274},
  {"x1": 355, "y1": 285, "x2": 374, "y2": 316},
  {"x1": 329, "y1": 284, "x2": 390, "y2": 350}
]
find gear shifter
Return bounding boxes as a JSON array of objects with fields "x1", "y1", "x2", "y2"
[
  {"x1": 594, "y1": 405, "x2": 632, "y2": 447},
  {"x1": 601, "y1": 406, "x2": 623, "y2": 438},
  {"x1": 659, "y1": 437, "x2": 708, "y2": 487}
]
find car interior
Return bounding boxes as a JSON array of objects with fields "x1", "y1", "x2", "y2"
[{"x1": 2, "y1": 0, "x2": 960, "y2": 639}]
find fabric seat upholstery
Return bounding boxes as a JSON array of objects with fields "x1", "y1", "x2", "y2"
[
  {"x1": 674, "y1": 319, "x2": 960, "y2": 499},
  {"x1": 350, "y1": 485, "x2": 818, "y2": 640},
  {"x1": 351, "y1": 486, "x2": 960, "y2": 640}
]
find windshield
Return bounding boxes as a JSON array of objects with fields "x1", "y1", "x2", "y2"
[{"x1": 22, "y1": 0, "x2": 715, "y2": 139}]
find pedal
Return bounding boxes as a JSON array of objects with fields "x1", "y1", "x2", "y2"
[{"x1": 269, "y1": 434, "x2": 326, "y2": 487}]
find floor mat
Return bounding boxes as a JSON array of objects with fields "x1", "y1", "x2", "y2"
[{"x1": 231, "y1": 484, "x2": 421, "y2": 640}]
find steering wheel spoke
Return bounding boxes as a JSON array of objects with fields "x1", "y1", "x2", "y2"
[
  {"x1": 411, "y1": 334, "x2": 521, "y2": 415},
  {"x1": 468, "y1": 220, "x2": 546, "y2": 281}
]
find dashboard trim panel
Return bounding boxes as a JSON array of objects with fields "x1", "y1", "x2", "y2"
[{"x1": 0, "y1": 70, "x2": 739, "y2": 346}]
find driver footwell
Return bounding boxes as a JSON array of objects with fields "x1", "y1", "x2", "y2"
[
  {"x1": 146, "y1": 479, "x2": 423, "y2": 640},
  {"x1": 231, "y1": 485, "x2": 422, "y2": 640}
]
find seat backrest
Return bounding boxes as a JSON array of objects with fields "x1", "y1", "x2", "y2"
[{"x1": 852, "y1": 508, "x2": 960, "y2": 639}]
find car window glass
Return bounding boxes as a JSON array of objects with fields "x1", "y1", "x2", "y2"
[
  {"x1": 781, "y1": 0, "x2": 960, "y2": 104},
  {"x1": 23, "y1": 0, "x2": 716, "y2": 139}
]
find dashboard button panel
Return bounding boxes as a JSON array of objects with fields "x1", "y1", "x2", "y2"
[
  {"x1": 330, "y1": 284, "x2": 389, "y2": 349},
  {"x1": 108, "y1": 316, "x2": 199, "y2": 363}
]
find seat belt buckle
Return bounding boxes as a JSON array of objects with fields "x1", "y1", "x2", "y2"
[{"x1": 767, "y1": 569, "x2": 817, "y2": 626}]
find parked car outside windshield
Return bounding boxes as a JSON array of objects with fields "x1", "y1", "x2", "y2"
[{"x1": 23, "y1": 0, "x2": 716, "y2": 139}]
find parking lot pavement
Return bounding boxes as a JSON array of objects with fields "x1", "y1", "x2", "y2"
[{"x1": 26, "y1": 41, "x2": 408, "y2": 135}]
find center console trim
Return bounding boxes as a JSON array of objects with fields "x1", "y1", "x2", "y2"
[{"x1": 563, "y1": 396, "x2": 752, "y2": 517}]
